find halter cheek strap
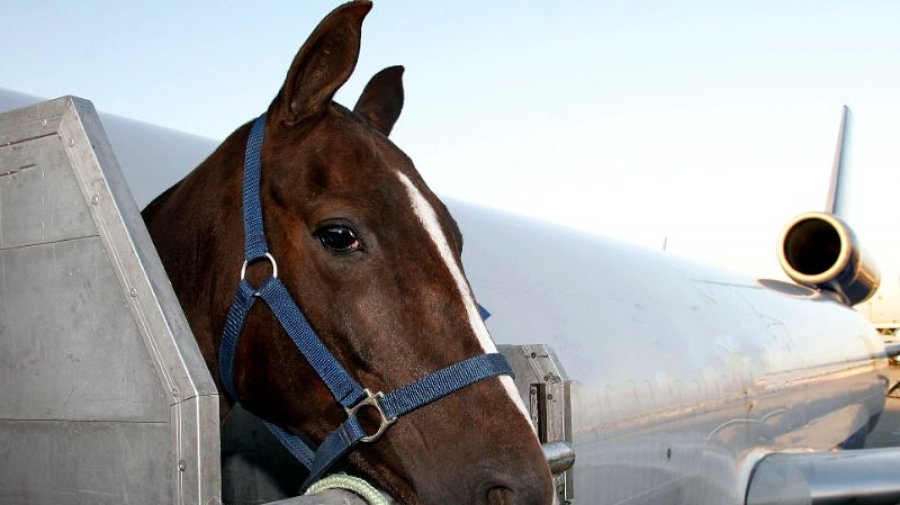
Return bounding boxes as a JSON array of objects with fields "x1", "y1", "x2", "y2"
[{"x1": 219, "y1": 114, "x2": 513, "y2": 490}]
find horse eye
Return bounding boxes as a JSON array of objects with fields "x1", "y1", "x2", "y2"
[{"x1": 314, "y1": 225, "x2": 362, "y2": 254}]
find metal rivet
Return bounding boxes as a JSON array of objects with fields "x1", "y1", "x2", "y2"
[
  {"x1": 530, "y1": 352, "x2": 537, "y2": 358},
  {"x1": 178, "y1": 460, "x2": 186, "y2": 472},
  {"x1": 68, "y1": 138, "x2": 74, "y2": 146},
  {"x1": 129, "y1": 288, "x2": 137, "y2": 298},
  {"x1": 91, "y1": 195, "x2": 99, "y2": 205},
  {"x1": 547, "y1": 394, "x2": 553, "y2": 400},
  {"x1": 41, "y1": 119, "x2": 47, "y2": 127}
]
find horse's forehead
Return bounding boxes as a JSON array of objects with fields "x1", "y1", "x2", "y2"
[
  {"x1": 282, "y1": 114, "x2": 409, "y2": 181},
  {"x1": 269, "y1": 114, "x2": 456, "y2": 233}
]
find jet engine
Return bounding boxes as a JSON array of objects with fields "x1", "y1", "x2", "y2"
[{"x1": 777, "y1": 212, "x2": 880, "y2": 306}]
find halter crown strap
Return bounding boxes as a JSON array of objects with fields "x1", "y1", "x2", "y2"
[
  {"x1": 242, "y1": 114, "x2": 269, "y2": 261},
  {"x1": 220, "y1": 113, "x2": 513, "y2": 490}
]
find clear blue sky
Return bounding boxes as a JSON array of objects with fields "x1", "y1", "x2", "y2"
[{"x1": 3, "y1": 1, "x2": 900, "y2": 276}]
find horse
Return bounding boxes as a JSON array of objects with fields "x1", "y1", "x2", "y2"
[{"x1": 141, "y1": 2, "x2": 553, "y2": 505}]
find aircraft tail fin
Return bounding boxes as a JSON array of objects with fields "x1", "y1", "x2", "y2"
[
  {"x1": 777, "y1": 105, "x2": 880, "y2": 306},
  {"x1": 825, "y1": 105, "x2": 852, "y2": 216}
]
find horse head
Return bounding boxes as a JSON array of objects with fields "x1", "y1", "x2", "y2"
[{"x1": 144, "y1": 2, "x2": 553, "y2": 504}]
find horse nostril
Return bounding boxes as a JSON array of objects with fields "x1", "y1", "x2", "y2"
[{"x1": 486, "y1": 486, "x2": 515, "y2": 505}]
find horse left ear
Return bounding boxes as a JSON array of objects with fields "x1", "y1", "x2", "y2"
[
  {"x1": 277, "y1": 1, "x2": 373, "y2": 126},
  {"x1": 353, "y1": 65, "x2": 405, "y2": 136}
]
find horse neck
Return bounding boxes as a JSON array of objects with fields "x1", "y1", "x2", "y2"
[{"x1": 143, "y1": 123, "x2": 250, "y2": 360}]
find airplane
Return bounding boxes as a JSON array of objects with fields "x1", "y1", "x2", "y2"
[{"x1": 2, "y1": 86, "x2": 900, "y2": 505}]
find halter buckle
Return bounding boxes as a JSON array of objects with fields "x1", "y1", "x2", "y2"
[{"x1": 345, "y1": 389, "x2": 396, "y2": 443}]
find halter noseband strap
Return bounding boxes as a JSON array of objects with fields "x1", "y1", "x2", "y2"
[{"x1": 219, "y1": 114, "x2": 514, "y2": 490}]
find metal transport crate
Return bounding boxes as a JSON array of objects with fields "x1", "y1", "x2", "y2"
[{"x1": 0, "y1": 97, "x2": 219, "y2": 505}]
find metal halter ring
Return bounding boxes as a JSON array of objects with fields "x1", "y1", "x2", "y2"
[
  {"x1": 345, "y1": 389, "x2": 397, "y2": 443},
  {"x1": 241, "y1": 252, "x2": 278, "y2": 281}
]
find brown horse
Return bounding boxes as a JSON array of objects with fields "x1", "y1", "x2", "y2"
[{"x1": 142, "y1": 2, "x2": 552, "y2": 504}]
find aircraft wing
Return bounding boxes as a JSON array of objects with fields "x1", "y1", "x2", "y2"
[{"x1": 747, "y1": 448, "x2": 900, "y2": 505}]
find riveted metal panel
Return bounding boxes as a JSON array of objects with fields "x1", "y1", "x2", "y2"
[
  {"x1": 0, "y1": 135, "x2": 95, "y2": 248},
  {"x1": 499, "y1": 344, "x2": 575, "y2": 504},
  {"x1": 0, "y1": 420, "x2": 171, "y2": 505},
  {"x1": 0, "y1": 97, "x2": 220, "y2": 505},
  {"x1": 0, "y1": 236, "x2": 168, "y2": 421}
]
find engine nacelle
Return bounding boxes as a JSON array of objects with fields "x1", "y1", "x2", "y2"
[{"x1": 777, "y1": 212, "x2": 880, "y2": 306}]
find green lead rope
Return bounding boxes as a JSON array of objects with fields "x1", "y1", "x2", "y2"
[{"x1": 304, "y1": 473, "x2": 396, "y2": 505}]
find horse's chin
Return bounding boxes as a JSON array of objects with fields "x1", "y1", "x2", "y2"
[{"x1": 346, "y1": 409, "x2": 554, "y2": 505}]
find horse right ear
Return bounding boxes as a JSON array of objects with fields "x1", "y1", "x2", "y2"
[
  {"x1": 276, "y1": 1, "x2": 372, "y2": 126},
  {"x1": 353, "y1": 66, "x2": 405, "y2": 136}
]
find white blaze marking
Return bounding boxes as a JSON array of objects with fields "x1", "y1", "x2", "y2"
[{"x1": 396, "y1": 172, "x2": 534, "y2": 427}]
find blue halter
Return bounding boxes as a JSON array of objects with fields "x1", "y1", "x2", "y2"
[{"x1": 219, "y1": 114, "x2": 513, "y2": 490}]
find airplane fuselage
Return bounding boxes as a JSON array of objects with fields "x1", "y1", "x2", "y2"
[{"x1": 452, "y1": 203, "x2": 886, "y2": 504}]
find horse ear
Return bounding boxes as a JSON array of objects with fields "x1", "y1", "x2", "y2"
[
  {"x1": 277, "y1": 1, "x2": 372, "y2": 126},
  {"x1": 353, "y1": 65, "x2": 405, "y2": 136}
]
